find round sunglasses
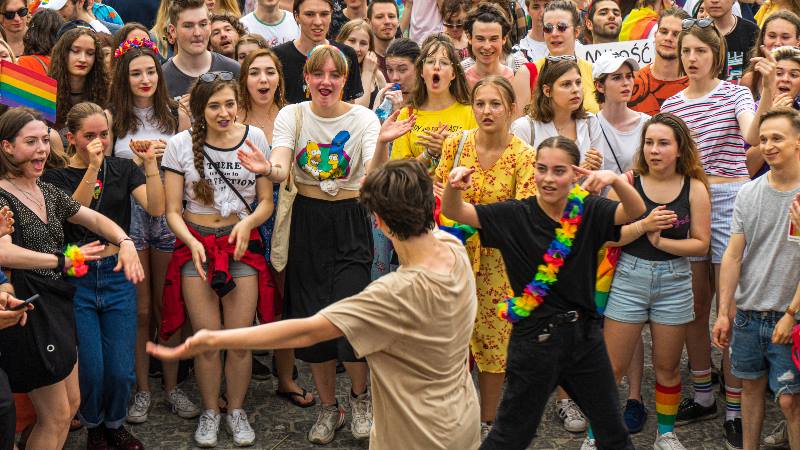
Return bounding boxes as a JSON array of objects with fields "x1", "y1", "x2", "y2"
[{"x1": 543, "y1": 21, "x2": 570, "y2": 34}]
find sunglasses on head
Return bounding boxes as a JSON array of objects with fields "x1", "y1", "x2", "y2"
[
  {"x1": 682, "y1": 18, "x2": 714, "y2": 30},
  {"x1": 199, "y1": 71, "x2": 234, "y2": 83},
  {"x1": 543, "y1": 21, "x2": 570, "y2": 34},
  {"x1": 2, "y1": 7, "x2": 27, "y2": 20},
  {"x1": 545, "y1": 55, "x2": 576, "y2": 62}
]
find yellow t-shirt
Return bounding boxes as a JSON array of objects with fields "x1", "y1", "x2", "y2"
[
  {"x1": 390, "y1": 101, "x2": 478, "y2": 160},
  {"x1": 534, "y1": 57, "x2": 600, "y2": 114}
]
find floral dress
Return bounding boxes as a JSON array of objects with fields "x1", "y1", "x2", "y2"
[{"x1": 436, "y1": 130, "x2": 537, "y2": 373}]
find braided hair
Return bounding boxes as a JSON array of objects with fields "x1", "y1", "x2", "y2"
[{"x1": 187, "y1": 75, "x2": 240, "y2": 205}]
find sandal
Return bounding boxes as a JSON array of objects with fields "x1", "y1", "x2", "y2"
[{"x1": 275, "y1": 388, "x2": 316, "y2": 408}]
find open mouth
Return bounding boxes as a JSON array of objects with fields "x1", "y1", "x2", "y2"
[
  {"x1": 778, "y1": 85, "x2": 792, "y2": 93},
  {"x1": 318, "y1": 88, "x2": 332, "y2": 96},
  {"x1": 541, "y1": 185, "x2": 557, "y2": 193},
  {"x1": 257, "y1": 87, "x2": 270, "y2": 95},
  {"x1": 217, "y1": 119, "x2": 231, "y2": 127},
  {"x1": 481, "y1": 118, "x2": 494, "y2": 125},
  {"x1": 30, "y1": 158, "x2": 45, "y2": 171},
  {"x1": 431, "y1": 73, "x2": 441, "y2": 88}
]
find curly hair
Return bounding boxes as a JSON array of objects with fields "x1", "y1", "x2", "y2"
[
  {"x1": 23, "y1": 9, "x2": 64, "y2": 56},
  {"x1": 239, "y1": 48, "x2": 286, "y2": 121},
  {"x1": 49, "y1": 28, "x2": 109, "y2": 128},
  {"x1": 360, "y1": 159, "x2": 435, "y2": 240},
  {"x1": 187, "y1": 76, "x2": 239, "y2": 205},
  {"x1": 634, "y1": 113, "x2": 708, "y2": 188},
  {"x1": 109, "y1": 47, "x2": 178, "y2": 139}
]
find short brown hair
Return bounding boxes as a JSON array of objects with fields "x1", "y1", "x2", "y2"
[
  {"x1": 169, "y1": 0, "x2": 207, "y2": 27},
  {"x1": 677, "y1": 21, "x2": 726, "y2": 78},
  {"x1": 544, "y1": 0, "x2": 581, "y2": 27},
  {"x1": 211, "y1": 12, "x2": 247, "y2": 38},
  {"x1": 761, "y1": 107, "x2": 800, "y2": 134},
  {"x1": 0, "y1": 108, "x2": 46, "y2": 178},
  {"x1": 360, "y1": 159, "x2": 436, "y2": 240}
]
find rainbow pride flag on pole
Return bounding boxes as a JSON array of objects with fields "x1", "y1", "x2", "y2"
[{"x1": 0, "y1": 60, "x2": 57, "y2": 123}]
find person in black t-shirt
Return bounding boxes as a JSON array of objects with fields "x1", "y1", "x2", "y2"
[
  {"x1": 272, "y1": 0, "x2": 363, "y2": 104},
  {"x1": 441, "y1": 136, "x2": 645, "y2": 450},
  {"x1": 42, "y1": 102, "x2": 163, "y2": 450},
  {"x1": 705, "y1": 0, "x2": 758, "y2": 82}
]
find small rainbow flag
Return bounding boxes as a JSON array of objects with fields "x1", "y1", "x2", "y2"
[{"x1": 0, "y1": 60, "x2": 57, "y2": 123}]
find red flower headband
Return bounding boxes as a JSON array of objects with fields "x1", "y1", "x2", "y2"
[{"x1": 114, "y1": 37, "x2": 159, "y2": 59}]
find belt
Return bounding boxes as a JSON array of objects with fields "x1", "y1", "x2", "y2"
[{"x1": 537, "y1": 310, "x2": 580, "y2": 343}]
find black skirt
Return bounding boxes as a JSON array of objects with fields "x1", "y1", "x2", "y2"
[{"x1": 285, "y1": 194, "x2": 373, "y2": 363}]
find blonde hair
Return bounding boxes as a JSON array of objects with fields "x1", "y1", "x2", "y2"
[
  {"x1": 304, "y1": 45, "x2": 349, "y2": 77},
  {"x1": 0, "y1": 39, "x2": 15, "y2": 63},
  {"x1": 336, "y1": 19, "x2": 375, "y2": 54}
]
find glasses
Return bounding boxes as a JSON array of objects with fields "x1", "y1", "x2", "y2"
[
  {"x1": 199, "y1": 71, "x2": 234, "y2": 83},
  {"x1": 682, "y1": 18, "x2": 714, "y2": 30},
  {"x1": 543, "y1": 21, "x2": 570, "y2": 34},
  {"x1": 545, "y1": 55, "x2": 576, "y2": 62},
  {"x1": 423, "y1": 57, "x2": 453, "y2": 67},
  {"x1": 443, "y1": 21, "x2": 464, "y2": 29},
  {"x1": 2, "y1": 7, "x2": 27, "y2": 20}
]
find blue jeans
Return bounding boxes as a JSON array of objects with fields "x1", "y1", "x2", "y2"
[{"x1": 70, "y1": 254, "x2": 137, "y2": 429}]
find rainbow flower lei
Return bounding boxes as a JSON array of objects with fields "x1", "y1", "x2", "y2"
[
  {"x1": 497, "y1": 185, "x2": 589, "y2": 323},
  {"x1": 64, "y1": 244, "x2": 88, "y2": 277},
  {"x1": 114, "y1": 37, "x2": 159, "y2": 59}
]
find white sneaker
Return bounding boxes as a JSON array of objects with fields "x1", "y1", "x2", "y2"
[
  {"x1": 167, "y1": 387, "x2": 201, "y2": 419},
  {"x1": 194, "y1": 410, "x2": 221, "y2": 448},
  {"x1": 350, "y1": 392, "x2": 372, "y2": 439},
  {"x1": 127, "y1": 391, "x2": 151, "y2": 424},
  {"x1": 556, "y1": 399, "x2": 588, "y2": 433},
  {"x1": 480, "y1": 422, "x2": 492, "y2": 441},
  {"x1": 580, "y1": 437, "x2": 597, "y2": 450},
  {"x1": 307, "y1": 404, "x2": 345, "y2": 445},
  {"x1": 654, "y1": 432, "x2": 687, "y2": 450},
  {"x1": 764, "y1": 420, "x2": 788, "y2": 448},
  {"x1": 225, "y1": 409, "x2": 256, "y2": 447}
]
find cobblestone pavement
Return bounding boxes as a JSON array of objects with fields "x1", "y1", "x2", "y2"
[{"x1": 64, "y1": 331, "x2": 785, "y2": 450}]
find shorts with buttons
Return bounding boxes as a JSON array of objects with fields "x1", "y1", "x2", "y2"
[
  {"x1": 129, "y1": 198, "x2": 175, "y2": 252},
  {"x1": 731, "y1": 310, "x2": 800, "y2": 399},
  {"x1": 604, "y1": 252, "x2": 695, "y2": 326}
]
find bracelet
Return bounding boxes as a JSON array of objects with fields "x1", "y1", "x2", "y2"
[
  {"x1": 116, "y1": 237, "x2": 133, "y2": 246},
  {"x1": 265, "y1": 160, "x2": 273, "y2": 177},
  {"x1": 635, "y1": 221, "x2": 644, "y2": 235},
  {"x1": 145, "y1": 172, "x2": 159, "y2": 178},
  {"x1": 54, "y1": 253, "x2": 65, "y2": 273},
  {"x1": 64, "y1": 244, "x2": 88, "y2": 277},
  {"x1": 82, "y1": 178, "x2": 95, "y2": 186}
]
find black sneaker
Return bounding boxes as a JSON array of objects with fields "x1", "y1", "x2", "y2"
[
  {"x1": 252, "y1": 356, "x2": 271, "y2": 381},
  {"x1": 724, "y1": 418, "x2": 743, "y2": 450},
  {"x1": 675, "y1": 398, "x2": 717, "y2": 426},
  {"x1": 622, "y1": 399, "x2": 647, "y2": 434}
]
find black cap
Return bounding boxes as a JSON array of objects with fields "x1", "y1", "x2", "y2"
[{"x1": 56, "y1": 20, "x2": 93, "y2": 40}]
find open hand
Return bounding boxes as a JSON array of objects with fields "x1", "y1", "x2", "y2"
[
  {"x1": 147, "y1": 329, "x2": 214, "y2": 361},
  {"x1": 574, "y1": 166, "x2": 619, "y2": 193},
  {"x1": 237, "y1": 139, "x2": 272, "y2": 176},
  {"x1": 114, "y1": 240, "x2": 144, "y2": 283},
  {"x1": 378, "y1": 110, "x2": 416, "y2": 144},
  {"x1": 416, "y1": 122, "x2": 450, "y2": 157}
]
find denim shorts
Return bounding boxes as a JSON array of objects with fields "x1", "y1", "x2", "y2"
[
  {"x1": 688, "y1": 181, "x2": 745, "y2": 264},
  {"x1": 129, "y1": 198, "x2": 175, "y2": 252},
  {"x1": 180, "y1": 222, "x2": 258, "y2": 278},
  {"x1": 604, "y1": 252, "x2": 695, "y2": 325},
  {"x1": 731, "y1": 310, "x2": 800, "y2": 399}
]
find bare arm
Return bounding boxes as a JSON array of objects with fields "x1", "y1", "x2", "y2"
[
  {"x1": 440, "y1": 167, "x2": 481, "y2": 229},
  {"x1": 400, "y1": 0, "x2": 413, "y2": 34},
  {"x1": 712, "y1": 232, "x2": 746, "y2": 348},
  {"x1": 163, "y1": 171, "x2": 197, "y2": 248},
  {"x1": 511, "y1": 65, "x2": 532, "y2": 119}
]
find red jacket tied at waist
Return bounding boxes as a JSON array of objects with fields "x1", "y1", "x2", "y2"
[{"x1": 160, "y1": 224, "x2": 275, "y2": 339}]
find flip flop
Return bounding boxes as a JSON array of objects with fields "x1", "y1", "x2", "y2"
[{"x1": 275, "y1": 388, "x2": 316, "y2": 408}]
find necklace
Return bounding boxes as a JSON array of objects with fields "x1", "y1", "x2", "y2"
[
  {"x1": 7, "y1": 178, "x2": 44, "y2": 211},
  {"x1": 497, "y1": 185, "x2": 589, "y2": 323}
]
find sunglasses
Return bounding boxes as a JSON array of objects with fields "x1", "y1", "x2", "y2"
[
  {"x1": 443, "y1": 21, "x2": 464, "y2": 29},
  {"x1": 682, "y1": 18, "x2": 714, "y2": 30},
  {"x1": 545, "y1": 55, "x2": 576, "y2": 62},
  {"x1": 2, "y1": 7, "x2": 27, "y2": 20},
  {"x1": 199, "y1": 71, "x2": 234, "y2": 83},
  {"x1": 543, "y1": 21, "x2": 570, "y2": 34}
]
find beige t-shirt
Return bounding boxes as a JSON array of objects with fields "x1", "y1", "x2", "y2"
[{"x1": 319, "y1": 230, "x2": 480, "y2": 450}]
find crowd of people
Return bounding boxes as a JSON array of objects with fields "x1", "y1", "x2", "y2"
[{"x1": 0, "y1": 0, "x2": 795, "y2": 449}]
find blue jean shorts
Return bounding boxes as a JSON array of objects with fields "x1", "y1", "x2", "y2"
[
  {"x1": 604, "y1": 252, "x2": 695, "y2": 325},
  {"x1": 689, "y1": 181, "x2": 746, "y2": 264},
  {"x1": 731, "y1": 310, "x2": 800, "y2": 399},
  {"x1": 129, "y1": 198, "x2": 175, "y2": 252}
]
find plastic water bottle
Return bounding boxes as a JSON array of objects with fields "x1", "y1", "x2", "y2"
[{"x1": 375, "y1": 83, "x2": 401, "y2": 122}]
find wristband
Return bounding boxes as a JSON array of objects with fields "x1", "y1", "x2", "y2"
[
  {"x1": 54, "y1": 253, "x2": 65, "y2": 273},
  {"x1": 64, "y1": 244, "x2": 88, "y2": 277},
  {"x1": 265, "y1": 160, "x2": 273, "y2": 177},
  {"x1": 117, "y1": 237, "x2": 134, "y2": 246}
]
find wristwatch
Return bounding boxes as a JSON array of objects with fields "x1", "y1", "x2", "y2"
[{"x1": 787, "y1": 305, "x2": 799, "y2": 321}]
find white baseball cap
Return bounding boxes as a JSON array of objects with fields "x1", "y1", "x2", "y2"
[
  {"x1": 592, "y1": 52, "x2": 640, "y2": 80},
  {"x1": 38, "y1": 0, "x2": 69, "y2": 11}
]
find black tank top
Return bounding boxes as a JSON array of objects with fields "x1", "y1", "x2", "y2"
[{"x1": 623, "y1": 175, "x2": 692, "y2": 261}]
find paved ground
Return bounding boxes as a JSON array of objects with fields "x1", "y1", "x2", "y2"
[{"x1": 63, "y1": 329, "x2": 786, "y2": 450}]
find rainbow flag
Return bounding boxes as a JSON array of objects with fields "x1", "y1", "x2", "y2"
[
  {"x1": 433, "y1": 196, "x2": 476, "y2": 244},
  {"x1": 619, "y1": 7, "x2": 659, "y2": 42},
  {"x1": 594, "y1": 245, "x2": 621, "y2": 314},
  {"x1": 0, "y1": 60, "x2": 57, "y2": 123}
]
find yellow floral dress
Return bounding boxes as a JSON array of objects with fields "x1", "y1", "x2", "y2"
[{"x1": 436, "y1": 130, "x2": 537, "y2": 373}]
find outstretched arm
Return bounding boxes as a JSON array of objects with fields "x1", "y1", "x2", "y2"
[{"x1": 148, "y1": 315, "x2": 343, "y2": 360}]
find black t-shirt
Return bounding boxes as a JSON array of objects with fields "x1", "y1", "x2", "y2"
[
  {"x1": 475, "y1": 195, "x2": 621, "y2": 330},
  {"x1": 162, "y1": 52, "x2": 241, "y2": 99},
  {"x1": 272, "y1": 40, "x2": 364, "y2": 104},
  {"x1": 41, "y1": 157, "x2": 146, "y2": 245},
  {"x1": 722, "y1": 17, "x2": 758, "y2": 83}
]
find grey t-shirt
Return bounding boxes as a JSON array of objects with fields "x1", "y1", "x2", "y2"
[
  {"x1": 732, "y1": 175, "x2": 800, "y2": 312},
  {"x1": 162, "y1": 52, "x2": 240, "y2": 99}
]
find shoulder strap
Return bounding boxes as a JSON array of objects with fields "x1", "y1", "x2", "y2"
[
  {"x1": 453, "y1": 130, "x2": 469, "y2": 168},
  {"x1": 200, "y1": 147, "x2": 254, "y2": 215},
  {"x1": 528, "y1": 116, "x2": 535, "y2": 147},
  {"x1": 598, "y1": 121, "x2": 623, "y2": 173},
  {"x1": 32, "y1": 55, "x2": 48, "y2": 73}
]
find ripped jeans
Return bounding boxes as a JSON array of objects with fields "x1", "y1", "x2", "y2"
[{"x1": 731, "y1": 310, "x2": 800, "y2": 399}]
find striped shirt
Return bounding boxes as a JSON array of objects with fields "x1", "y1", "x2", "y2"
[{"x1": 660, "y1": 81, "x2": 755, "y2": 178}]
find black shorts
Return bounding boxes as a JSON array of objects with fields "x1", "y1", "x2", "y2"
[{"x1": 285, "y1": 195, "x2": 374, "y2": 363}]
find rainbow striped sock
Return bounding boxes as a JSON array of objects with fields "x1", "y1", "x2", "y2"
[
  {"x1": 691, "y1": 368, "x2": 714, "y2": 407},
  {"x1": 725, "y1": 385, "x2": 742, "y2": 421},
  {"x1": 656, "y1": 382, "x2": 681, "y2": 435},
  {"x1": 587, "y1": 426, "x2": 594, "y2": 440}
]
